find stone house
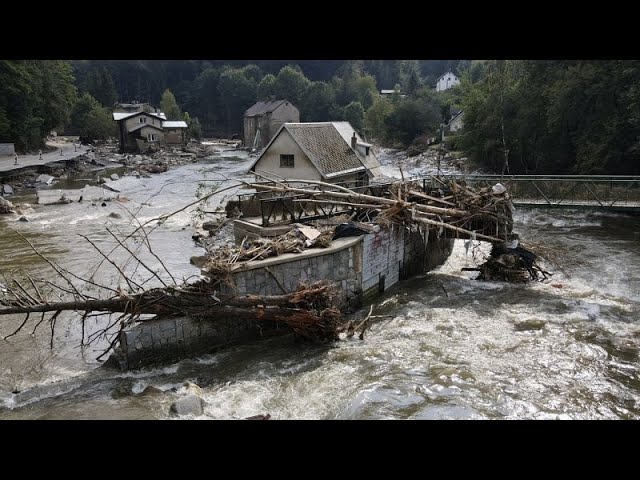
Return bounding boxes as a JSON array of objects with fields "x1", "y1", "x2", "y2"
[
  {"x1": 248, "y1": 121, "x2": 382, "y2": 187},
  {"x1": 243, "y1": 100, "x2": 299, "y2": 151},
  {"x1": 113, "y1": 111, "x2": 187, "y2": 153}
]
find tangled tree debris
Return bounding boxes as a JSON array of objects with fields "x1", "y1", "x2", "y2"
[
  {"x1": 463, "y1": 240, "x2": 553, "y2": 283},
  {"x1": 202, "y1": 225, "x2": 334, "y2": 278}
]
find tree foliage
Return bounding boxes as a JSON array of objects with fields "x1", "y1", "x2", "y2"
[
  {"x1": 300, "y1": 81, "x2": 335, "y2": 121},
  {"x1": 217, "y1": 68, "x2": 257, "y2": 135},
  {"x1": 71, "y1": 93, "x2": 113, "y2": 141},
  {"x1": 0, "y1": 60, "x2": 77, "y2": 151},
  {"x1": 273, "y1": 66, "x2": 310, "y2": 106},
  {"x1": 160, "y1": 88, "x2": 182, "y2": 120},
  {"x1": 8, "y1": 59, "x2": 635, "y2": 175},
  {"x1": 364, "y1": 96, "x2": 393, "y2": 140},
  {"x1": 65, "y1": 60, "x2": 467, "y2": 139},
  {"x1": 342, "y1": 101, "x2": 365, "y2": 131},
  {"x1": 257, "y1": 74, "x2": 276, "y2": 100},
  {"x1": 458, "y1": 60, "x2": 640, "y2": 174},
  {"x1": 82, "y1": 66, "x2": 117, "y2": 107}
]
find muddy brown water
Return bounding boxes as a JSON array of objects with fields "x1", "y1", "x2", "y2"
[{"x1": 1, "y1": 148, "x2": 639, "y2": 419}]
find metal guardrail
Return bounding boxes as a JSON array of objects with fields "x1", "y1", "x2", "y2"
[
  {"x1": 236, "y1": 182, "x2": 398, "y2": 227},
  {"x1": 425, "y1": 175, "x2": 640, "y2": 211}
]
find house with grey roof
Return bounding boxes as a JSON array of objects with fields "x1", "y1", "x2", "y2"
[
  {"x1": 248, "y1": 122, "x2": 382, "y2": 187},
  {"x1": 243, "y1": 100, "x2": 299, "y2": 151},
  {"x1": 112, "y1": 110, "x2": 187, "y2": 153}
]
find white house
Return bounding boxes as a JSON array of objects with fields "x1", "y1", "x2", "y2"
[
  {"x1": 435, "y1": 71, "x2": 460, "y2": 92},
  {"x1": 248, "y1": 121, "x2": 383, "y2": 187}
]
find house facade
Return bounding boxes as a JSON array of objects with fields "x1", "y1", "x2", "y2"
[
  {"x1": 113, "y1": 111, "x2": 188, "y2": 152},
  {"x1": 163, "y1": 121, "x2": 188, "y2": 145},
  {"x1": 435, "y1": 71, "x2": 460, "y2": 92},
  {"x1": 248, "y1": 121, "x2": 382, "y2": 187},
  {"x1": 243, "y1": 100, "x2": 299, "y2": 151}
]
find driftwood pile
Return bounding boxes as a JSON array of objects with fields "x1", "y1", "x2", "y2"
[
  {"x1": 202, "y1": 226, "x2": 334, "y2": 278},
  {"x1": 464, "y1": 242, "x2": 552, "y2": 283},
  {"x1": 250, "y1": 177, "x2": 514, "y2": 243}
]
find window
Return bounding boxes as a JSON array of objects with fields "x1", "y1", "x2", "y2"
[
  {"x1": 139, "y1": 116, "x2": 147, "y2": 123},
  {"x1": 280, "y1": 154, "x2": 294, "y2": 168},
  {"x1": 147, "y1": 133, "x2": 157, "y2": 141}
]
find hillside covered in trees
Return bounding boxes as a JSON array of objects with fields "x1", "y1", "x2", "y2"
[
  {"x1": 1, "y1": 59, "x2": 639, "y2": 175},
  {"x1": 458, "y1": 60, "x2": 640, "y2": 175}
]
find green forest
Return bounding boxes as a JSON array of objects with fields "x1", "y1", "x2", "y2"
[{"x1": 1, "y1": 59, "x2": 639, "y2": 175}]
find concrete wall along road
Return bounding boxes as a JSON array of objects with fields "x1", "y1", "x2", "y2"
[{"x1": 0, "y1": 143, "x2": 15, "y2": 156}]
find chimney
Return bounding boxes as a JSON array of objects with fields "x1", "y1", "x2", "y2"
[{"x1": 351, "y1": 132, "x2": 357, "y2": 149}]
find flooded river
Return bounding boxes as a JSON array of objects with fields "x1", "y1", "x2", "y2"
[{"x1": 1, "y1": 147, "x2": 639, "y2": 419}]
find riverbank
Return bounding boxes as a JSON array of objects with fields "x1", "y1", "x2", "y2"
[{"x1": 0, "y1": 138, "x2": 236, "y2": 207}]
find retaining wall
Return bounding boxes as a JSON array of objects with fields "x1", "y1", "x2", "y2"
[{"x1": 0, "y1": 143, "x2": 15, "y2": 156}]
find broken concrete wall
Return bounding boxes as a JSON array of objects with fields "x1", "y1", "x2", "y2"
[
  {"x1": 112, "y1": 315, "x2": 285, "y2": 370},
  {"x1": 224, "y1": 240, "x2": 362, "y2": 310},
  {"x1": 361, "y1": 226, "x2": 404, "y2": 302}
]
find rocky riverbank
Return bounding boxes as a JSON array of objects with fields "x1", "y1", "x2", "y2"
[
  {"x1": 0, "y1": 139, "x2": 238, "y2": 210},
  {"x1": 376, "y1": 146, "x2": 478, "y2": 178}
]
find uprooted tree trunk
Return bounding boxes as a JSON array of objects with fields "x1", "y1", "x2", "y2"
[
  {"x1": 1, "y1": 273, "x2": 345, "y2": 358},
  {"x1": 0, "y1": 279, "x2": 344, "y2": 338}
]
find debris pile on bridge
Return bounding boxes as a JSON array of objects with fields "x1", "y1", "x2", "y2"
[
  {"x1": 249, "y1": 176, "x2": 514, "y2": 243},
  {"x1": 247, "y1": 176, "x2": 553, "y2": 284}
]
